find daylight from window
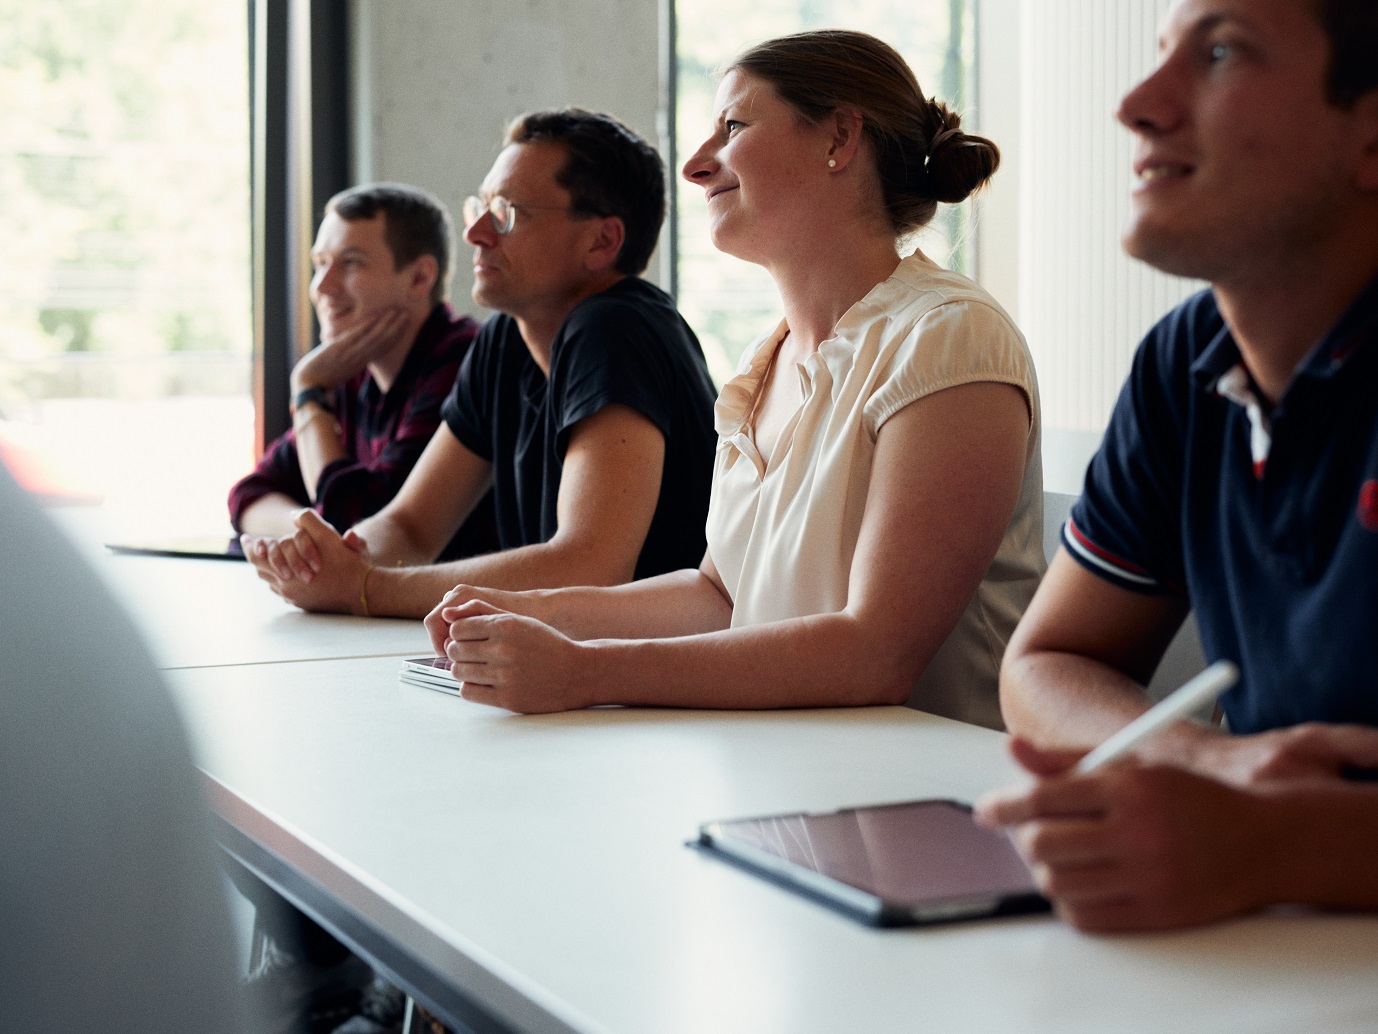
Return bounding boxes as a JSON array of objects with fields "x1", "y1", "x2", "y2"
[
  {"x1": 677, "y1": 0, "x2": 976, "y2": 384},
  {"x1": 0, "y1": 1, "x2": 251, "y2": 537}
]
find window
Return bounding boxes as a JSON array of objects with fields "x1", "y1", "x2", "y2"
[
  {"x1": 0, "y1": 1, "x2": 252, "y2": 536},
  {"x1": 675, "y1": 0, "x2": 978, "y2": 383}
]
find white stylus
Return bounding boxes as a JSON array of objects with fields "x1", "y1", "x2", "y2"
[{"x1": 1073, "y1": 660, "x2": 1240, "y2": 774}]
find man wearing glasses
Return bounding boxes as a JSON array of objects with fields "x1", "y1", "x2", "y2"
[{"x1": 242, "y1": 109, "x2": 718, "y2": 620}]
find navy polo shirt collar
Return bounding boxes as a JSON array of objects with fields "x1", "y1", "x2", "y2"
[
  {"x1": 1305, "y1": 271, "x2": 1378, "y2": 379},
  {"x1": 1189, "y1": 273, "x2": 1378, "y2": 395},
  {"x1": 1186, "y1": 311, "x2": 1275, "y2": 472},
  {"x1": 1187, "y1": 275, "x2": 1378, "y2": 479},
  {"x1": 1189, "y1": 311, "x2": 1241, "y2": 391}
]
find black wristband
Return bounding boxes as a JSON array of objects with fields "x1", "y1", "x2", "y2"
[{"x1": 292, "y1": 386, "x2": 335, "y2": 415}]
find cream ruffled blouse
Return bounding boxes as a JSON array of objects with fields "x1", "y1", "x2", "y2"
[{"x1": 706, "y1": 249, "x2": 1046, "y2": 730}]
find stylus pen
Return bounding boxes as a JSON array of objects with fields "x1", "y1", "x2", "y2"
[{"x1": 1074, "y1": 660, "x2": 1240, "y2": 774}]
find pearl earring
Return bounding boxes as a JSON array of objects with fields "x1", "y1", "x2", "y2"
[{"x1": 828, "y1": 158, "x2": 837, "y2": 168}]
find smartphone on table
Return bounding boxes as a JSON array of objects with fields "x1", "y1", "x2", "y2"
[{"x1": 399, "y1": 656, "x2": 462, "y2": 696}]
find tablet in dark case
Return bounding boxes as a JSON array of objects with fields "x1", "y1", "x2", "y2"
[
  {"x1": 696, "y1": 799, "x2": 1050, "y2": 927},
  {"x1": 105, "y1": 536, "x2": 245, "y2": 561}
]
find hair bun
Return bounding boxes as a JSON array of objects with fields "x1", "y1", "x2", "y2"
[
  {"x1": 923, "y1": 102, "x2": 999, "y2": 205},
  {"x1": 729, "y1": 30, "x2": 1003, "y2": 236}
]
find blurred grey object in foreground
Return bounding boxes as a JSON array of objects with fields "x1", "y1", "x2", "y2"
[{"x1": 0, "y1": 463, "x2": 246, "y2": 1034}]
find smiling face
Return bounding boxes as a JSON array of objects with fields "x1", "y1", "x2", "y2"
[
  {"x1": 309, "y1": 211, "x2": 424, "y2": 339},
  {"x1": 1117, "y1": 0, "x2": 1368, "y2": 283},
  {"x1": 680, "y1": 69, "x2": 837, "y2": 266},
  {"x1": 463, "y1": 141, "x2": 607, "y2": 322}
]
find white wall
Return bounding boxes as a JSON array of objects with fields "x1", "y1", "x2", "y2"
[
  {"x1": 979, "y1": 0, "x2": 1206, "y2": 492},
  {"x1": 347, "y1": 0, "x2": 665, "y2": 316},
  {"x1": 1019, "y1": 0, "x2": 1202, "y2": 430},
  {"x1": 974, "y1": 0, "x2": 1021, "y2": 321}
]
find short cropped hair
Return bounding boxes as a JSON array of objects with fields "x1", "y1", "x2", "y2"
[
  {"x1": 1317, "y1": 0, "x2": 1378, "y2": 108},
  {"x1": 505, "y1": 110, "x2": 666, "y2": 276},
  {"x1": 326, "y1": 183, "x2": 454, "y2": 305}
]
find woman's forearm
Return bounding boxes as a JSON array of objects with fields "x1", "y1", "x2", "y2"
[
  {"x1": 579, "y1": 609, "x2": 920, "y2": 710},
  {"x1": 540, "y1": 569, "x2": 733, "y2": 640}
]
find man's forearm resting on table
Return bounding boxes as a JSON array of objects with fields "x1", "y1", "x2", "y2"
[
  {"x1": 1002, "y1": 649, "x2": 1171, "y2": 750},
  {"x1": 350, "y1": 508, "x2": 446, "y2": 570},
  {"x1": 999, "y1": 550, "x2": 1194, "y2": 753},
  {"x1": 351, "y1": 404, "x2": 667, "y2": 618},
  {"x1": 1000, "y1": 645, "x2": 1256, "y2": 778},
  {"x1": 361, "y1": 534, "x2": 646, "y2": 620}
]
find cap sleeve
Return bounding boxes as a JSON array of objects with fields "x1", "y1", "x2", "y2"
[{"x1": 862, "y1": 299, "x2": 1036, "y2": 438}]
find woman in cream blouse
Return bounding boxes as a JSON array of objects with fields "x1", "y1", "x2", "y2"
[{"x1": 424, "y1": 30, "x2": 1044, "y2": 730}]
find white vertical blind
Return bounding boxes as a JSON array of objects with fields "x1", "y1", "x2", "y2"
[{"x1": 1018, "y1": 0, "x2": 1203, "y2": 432}]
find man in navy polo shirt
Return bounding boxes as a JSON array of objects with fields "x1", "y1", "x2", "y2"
[{"x1": 977, "y1": 0, "x2": 1378, "y2": 932}]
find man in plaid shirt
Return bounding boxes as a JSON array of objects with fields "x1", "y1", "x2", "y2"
[{"x1": 228, "y1": 183, "x2": 495, "y2": 561}]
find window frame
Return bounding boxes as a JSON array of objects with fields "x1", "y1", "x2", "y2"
[{"x1": 249, "y1": 0, "x2": 351, "y2": 459}]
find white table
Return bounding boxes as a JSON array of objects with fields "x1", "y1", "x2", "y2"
[
  {"x1": 167, "y1": 652, "x2": 1378, "y2": 1034},
  {"x1": 96, "y1": 552, "x2": 431, "y2": 668},
  {"x1": 87, "y1": 547, "x2": 1378, "y2": 1032}
]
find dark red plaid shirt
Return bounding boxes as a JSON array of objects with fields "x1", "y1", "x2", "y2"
[{"x1": 228, "y1": 303, "x2": 495, "y2": 558}]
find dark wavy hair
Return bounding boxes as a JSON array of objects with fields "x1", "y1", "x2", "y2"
[
  {"x1": 506, "y1": 109, "x2": 666, "y2": 276},
  {"x1": 729, "y1": 30, "x2": 1000, "y2": 236}
]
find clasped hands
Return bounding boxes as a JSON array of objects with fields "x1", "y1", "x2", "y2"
[
  {"x1": 243, "y1": 516, "x2": 595, "y2": 710},
  {"x1": 241, "y1": 509, "x2": 371, "y2": 613},
  {"x1": 975, "y1": 722, "x2": 1378, "y2": 932},
  {"x1": 423, "y1": 586, "x2": 592, "y2": 714}
]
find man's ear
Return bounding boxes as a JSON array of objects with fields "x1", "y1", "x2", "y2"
[
  {"x1": 1353, "y1": 91, "x2": 1378, "y2": 192},
  {"x1": 584, "y1": 216, "x2": 626, "y2": 273},
  {"x1": 825, "y1": 107, "x2": 866, "y2": 172},
  {"x1": 405, "y1": 254, "x2": 440, "y2": 302}
]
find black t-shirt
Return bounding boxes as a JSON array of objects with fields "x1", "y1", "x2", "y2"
[{"x1": 440, "y1": 277, "x2": 718, "y2": 579}]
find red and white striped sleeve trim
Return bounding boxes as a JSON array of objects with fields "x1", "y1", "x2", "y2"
[{"x1": 1061, "y1": 516, "x2": 1161, "y2": 590}]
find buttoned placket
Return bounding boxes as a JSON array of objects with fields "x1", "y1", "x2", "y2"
[
  {"x1": 1211, "y1": 322, "x2": 1375, "y2": 581},
  {"x1": 1214, "y1": 364, "x2": 1273, "y2": 480}
]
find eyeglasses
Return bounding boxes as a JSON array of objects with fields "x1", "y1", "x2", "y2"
[{"x1": 462, "y1": 194, "x2": 574, "y2": 235}]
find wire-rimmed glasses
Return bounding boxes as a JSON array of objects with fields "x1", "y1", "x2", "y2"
[{"x1": 462, "y1": 194, "x2": 573, "y2": 235}]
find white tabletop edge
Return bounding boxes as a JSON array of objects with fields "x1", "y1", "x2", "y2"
[
  {"x1": 201, "y1": 772, "x2": 614, "y2": 1034},
  {"x1": 165, "y1": 650, "x2": 429, "y2": 672}
]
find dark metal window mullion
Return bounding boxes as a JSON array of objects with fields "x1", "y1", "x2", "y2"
[
  {"x1": 250, "y1": 0, "x2": 295, "y2": 457},
  {"x1": 250, "y1": 0, "x2": 350, "y2": 459}
]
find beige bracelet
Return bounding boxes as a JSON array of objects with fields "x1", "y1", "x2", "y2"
[{"x1": 359, "y1": 564, "x2": 375, "y2": 618}]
